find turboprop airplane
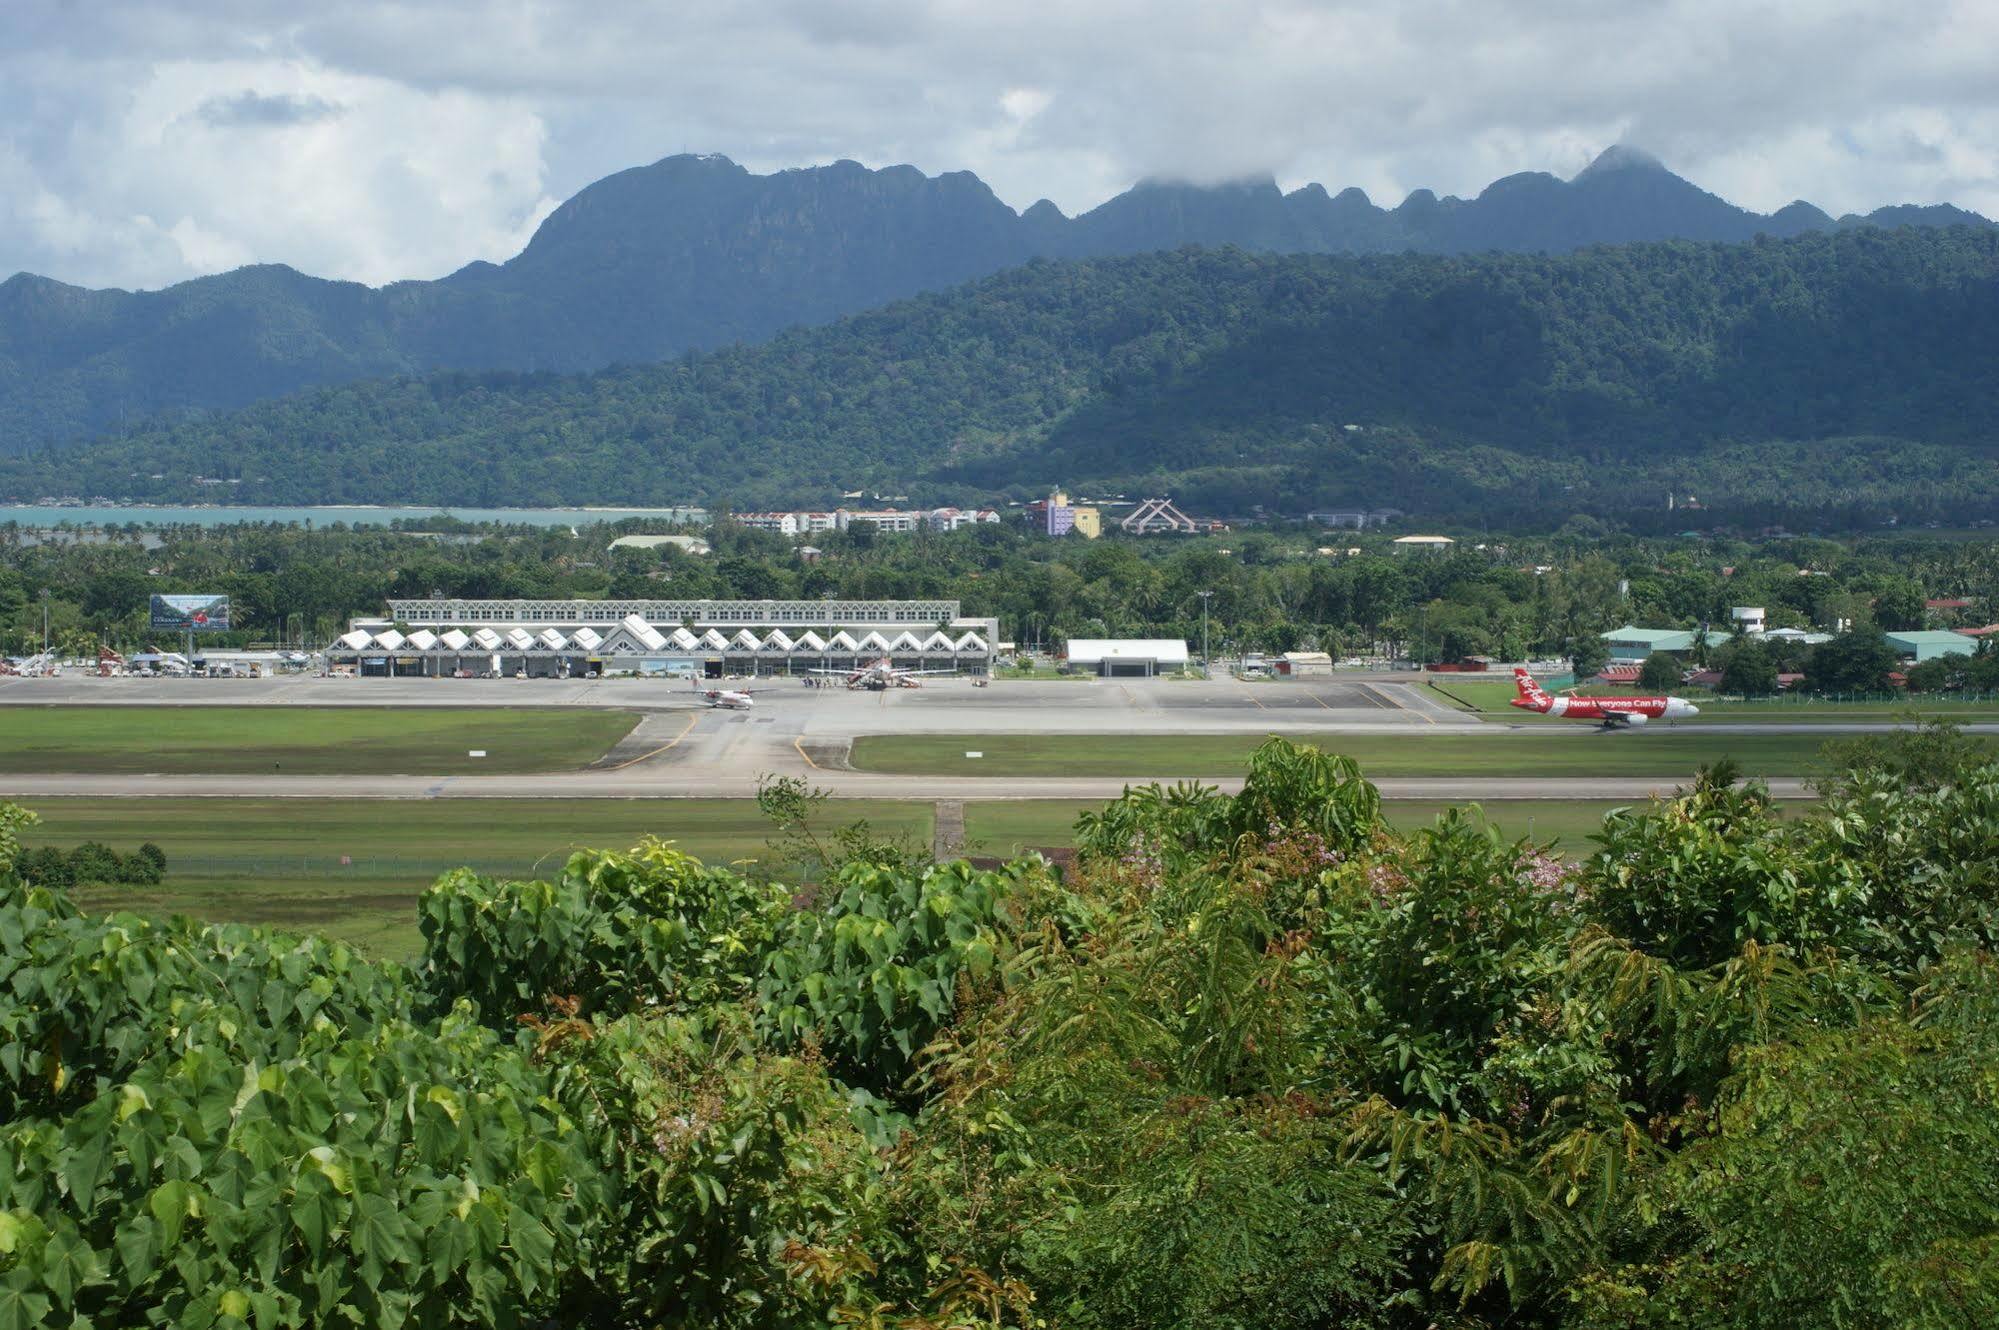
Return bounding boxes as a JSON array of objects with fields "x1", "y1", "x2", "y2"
[
  {"x1": 691, "y1": 678, "x2": 759, "y2": 709},
  {"x1": 811, "y1": 656, "x2": 956, "y2": 690},
  {"x1": 1510, "y1": 667, "x2": 1698, "y2": 728}
]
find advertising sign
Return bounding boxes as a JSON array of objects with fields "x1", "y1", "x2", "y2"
[{"x1": 149, "y1": 594, "x2": 231, "y2": 632}]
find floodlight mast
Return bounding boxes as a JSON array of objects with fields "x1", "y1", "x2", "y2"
[{"x1": 1196, "y1": 590, "x2": 1213, "y2": 676}]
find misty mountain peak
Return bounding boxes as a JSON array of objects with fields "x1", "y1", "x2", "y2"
[{"x1": 1577, "y1": 144, "x2": 1669, "y2": 179}]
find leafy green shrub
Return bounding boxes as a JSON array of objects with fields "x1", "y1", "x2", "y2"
[
  {"x1": 1307, "y1": 807, "x2": 1576, "y2": 1115},
  {"x1": 0, "y1": 1009, "x2": 604, "y2": 1328},
  {"x1": 759, "y1": 858, "x2": 1035, "y2": 1096},
  {"x1": 1799, "y1": 760, "x2": 1999, "y2": 975},
  {"x1": 1582, "y1": 953, "x2": 1999, "y2": 1329},
  {"x1": 541, "y1": 1009, "x2": 885, "y2": 1328},
  {"x1": 0, "y1": 897, "x2": 413, "y2": 1122},
  {"x1": 1582, "y1": 767, "x2": 1826, "y2": 968},
  {"x1": 10, "y1": 838, "x2": 168, "y2": 889},
  {"x1": 1015, "y1": 1098, "x2": 1406, "y2": 1330},
  {"x1": 418, "y1": 838, "x2": 789, "y2": 1023}
]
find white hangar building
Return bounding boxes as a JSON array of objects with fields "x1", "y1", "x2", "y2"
[{"x1": 334, "y1": 598, "x2": 997, "y2": 679}]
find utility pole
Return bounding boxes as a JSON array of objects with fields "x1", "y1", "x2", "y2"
[
  {"x1": 1197, "y1": 590, "x2": 1213, "y2": 677},
  {"x1": 41, "y1": 590, "x2": 50, "y2": 660}
]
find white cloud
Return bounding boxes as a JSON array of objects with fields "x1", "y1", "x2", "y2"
[{"x1": 3, "y1": 0, "x2": 1997, "y2": 287}]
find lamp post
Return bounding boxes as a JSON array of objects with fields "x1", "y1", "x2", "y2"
[{"x1": 1196, "y1": 590, "x2": 1213, "y2": 677}]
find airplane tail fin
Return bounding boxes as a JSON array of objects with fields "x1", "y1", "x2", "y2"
[{"x1": 1513, "y1": 667, "x2": 1551, "y2": 705}]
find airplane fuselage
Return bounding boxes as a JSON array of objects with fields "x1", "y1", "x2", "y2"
[{"x1": 1511, "y1": 668, "x2": 1697, "y2": 727}]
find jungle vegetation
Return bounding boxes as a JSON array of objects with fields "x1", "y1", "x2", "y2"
[
  {"x1": 7, "y1": 516, "x2": 1999, "y2": 686},
  {"x1": 8, "y1": 227, "x2": 1999, "y2": 525},
  {"x1": 3, "y1": 731, "x2": 1997, "y2": 1327}
]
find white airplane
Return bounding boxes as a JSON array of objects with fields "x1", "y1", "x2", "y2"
[
  {"x1": 695, "y1": 681, "x2": 759, "y2": 709},
  {"x1": 811, "y1": 656, "x2": 957, "y2": 690}
]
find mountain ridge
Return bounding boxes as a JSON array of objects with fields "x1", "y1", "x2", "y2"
[
  {"x1": 9, "y1": 227, "x2": 1998, "y2": 528},
  {"x1": 1, "y1": 145, "x2": 1991, "y2": 451}
]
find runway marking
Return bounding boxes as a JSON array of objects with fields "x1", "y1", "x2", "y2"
[
  {"x1": 794, "y1": 736, "x2": 821, "y2": 770},
  {"x1": 1308, "y1": 691, "x2": 1332, "y2": 709},
  {"x1": 1242, "y1": 692, "x2": 1268, "y2": 710},
  {"x1": 600, "y1": 713, "x2": 698, "y2": 770},
  {"x1": 1363, "y1": 681, "x2": 1432, "y2": 723}
]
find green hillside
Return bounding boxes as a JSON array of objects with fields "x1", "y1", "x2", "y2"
[{"x1": 10, "y1": 227, "x2": 1999, "y2": 524}]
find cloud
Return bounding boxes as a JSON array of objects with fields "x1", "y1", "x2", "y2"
[
  {"x1": 194, "y1": 91, "x2": 345, "y2": 129},
  {"x1": 3, "y1": 0, "x2": 1998, "y2": 289}
]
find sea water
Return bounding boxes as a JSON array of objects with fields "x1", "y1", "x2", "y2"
[{"x1": 0, "y1": 504, "x2": 709, "y2": 529}]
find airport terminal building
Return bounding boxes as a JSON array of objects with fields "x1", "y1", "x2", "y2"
[{"x1": 334, "y1": 598, "x2": 997, "y2": 678}]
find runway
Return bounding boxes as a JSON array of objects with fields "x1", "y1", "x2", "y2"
[
  {"x1": 0, "y1": 671, "x2": 1917, "y2": 804},
  {"x1": 0, "y1": 770, "x2": 1815, "y2": 803}
]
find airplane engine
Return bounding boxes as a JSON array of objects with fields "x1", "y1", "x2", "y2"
[{"x1": 1618, "y1": 712, "x2": 1650, "y2": 727}]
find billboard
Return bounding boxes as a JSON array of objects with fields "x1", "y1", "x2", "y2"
[{"x1": 149, "y1": 594, "x2": 231, "y2": 633}]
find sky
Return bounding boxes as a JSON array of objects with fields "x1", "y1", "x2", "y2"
[{"x1": 6, "y1": 0, "x2": 1998, "y2": 291}]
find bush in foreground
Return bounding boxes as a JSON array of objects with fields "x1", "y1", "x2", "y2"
[{"x1": 3, "y1": 732, "x2": 1998, "y2": 1327}]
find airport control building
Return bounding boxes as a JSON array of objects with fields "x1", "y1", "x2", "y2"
[{"x1": 334, "y1": 598, "x2": 997, "y2": 678}]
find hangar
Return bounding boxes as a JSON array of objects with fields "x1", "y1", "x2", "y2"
[{"x1": 1063, "y1": 638, "x2": 1190, "y2": 678}]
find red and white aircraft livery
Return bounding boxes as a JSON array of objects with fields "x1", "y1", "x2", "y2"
[{"x1": 1510, "y1": 667, "x2": 1698, "y2": 728}]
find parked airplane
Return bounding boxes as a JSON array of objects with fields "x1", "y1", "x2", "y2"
[
  {"x1": 697, "y1": 683, "x2": 758, "y2": 709},
  {"x1": 812, "y1": 656, "x2": 957, "y2": 690},
  {"x1": 1511, "y1": 667, "x2": 1698, "y2": 728}
]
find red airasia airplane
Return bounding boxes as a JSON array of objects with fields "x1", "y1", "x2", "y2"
[{"x1": 1510, "y1": 667, "x2": 1698, "y2": 728}]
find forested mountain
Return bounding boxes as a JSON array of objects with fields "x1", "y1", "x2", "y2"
[
  {"x1": 9, "y1": 227, "x2": 1999, "y2": 526},
  {"x1": 2, "y1": 147, "x2": 1990, "y2": 448}
]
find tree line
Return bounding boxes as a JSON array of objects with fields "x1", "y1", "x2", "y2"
[{"x1": 9, "y1": 518, "x2": 1999, "y2": 684}]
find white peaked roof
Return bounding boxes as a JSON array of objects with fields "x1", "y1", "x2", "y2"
[
  {"x1": 921, "y1": 630, "x2": 954, "y2": 651},
  {"x1": 793, "y1": 631, "x2": 827, "y2": 652},
  {"x1": 569, "y1": 627, "x2": 603, "y2": 651},
  {"x1": 668, "y1": 628, "x2": 699, "y2": 651},
  {"x1": 761, "y1": 630, "x2": 793, "y2": 651},
  {"x1": 339, "y1": 629, "x2": 373, "y2": 650},
  {"x1": 621, "y1": 614, "x2": 668, "y2": 651},
  {"x1": 405, "y1": 630, "x2": 438, "y2": 651},
  {"x1": 729, "y1": 629, "x2": 762, "y2": 650},
  {"x1": 472, "y1": 628, "x2": 503, "y2": 651},
  {"x1": 888, "y1": 631, "x2": 924, "y2": 652},
  {"x1": 858, "y1": 631, "x2": 892, "y2": 652},
  {"x1": 698, "y1": 629, "x2": 730, "y2": 651},
  {"x1": 953, "y1": 632, "x2": 989, "y2": 653},
  {"x1": 373, "y1": 629, "x2": 406, "y2": 652},
  {"x1": 828, "y1": 631, "x2": 860, "y2": 651},
  {"x1": 438, "y1": 630, "x2": 470, "y2": 651},
  {"x1": 537, "y1": 629, "x2": 568, "y2": 651},
  {"x1": 504, "y1": 628, "x2": 536, "y2": 651}
]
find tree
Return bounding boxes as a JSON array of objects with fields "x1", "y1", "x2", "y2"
[
  {"x1": 1569, "y1": 633, "x2": 1610, "y2": 682},
  {"x1": 1718, "y1": 638, "x2": 1780, "y2": 696},
  {"x1": 1637, "y1": 651, "x2": 1682, "y2": 691},
  {"x1": 1805, "y1": 626, "x2": 1902, "y2": 694}
]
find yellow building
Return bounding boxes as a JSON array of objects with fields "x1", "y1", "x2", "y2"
[{"x1": 1072, "y1": 506, "x2": 1102, "y2": 539}]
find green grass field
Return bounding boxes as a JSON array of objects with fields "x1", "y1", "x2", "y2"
[
  {"x1": 851, "y1": 730, "x2": 1861, "y2": 778},
  {"x1": 0, "y1": 706, "x2": 637, "y2": 774},
  {"x1": 960, "y1": 797, "x2": 1786, "y2": 859},
  {"x1": 23, "y1": 797, "x2": 932, "y2": 958}
]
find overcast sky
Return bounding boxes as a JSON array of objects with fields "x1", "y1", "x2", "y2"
[{"x1": 6, "y1": 0, "x2": 1997, "y2": 291}]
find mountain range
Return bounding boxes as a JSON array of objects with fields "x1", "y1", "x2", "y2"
[
  {"x1": 8, "y1": 227, "x2": 1997, "y2": 526},
  {"x1": 2, "y1": 145, "x2": 1990, "y2": 452}
]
